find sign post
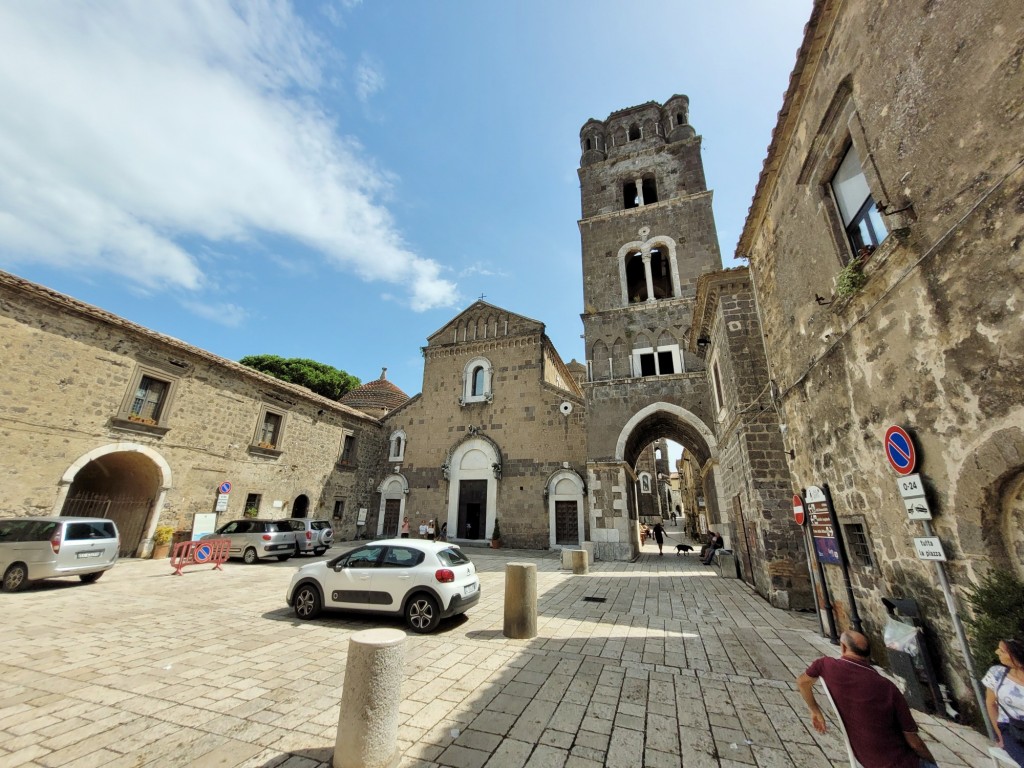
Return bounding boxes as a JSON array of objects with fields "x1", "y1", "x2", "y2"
[
  {"x1": 794, "y1": 494, "x2": 827, "y2": 640},
  {"x1": 884, "y1": 424, "x2": 991, "y2": 736},
  {"x1": 803, "y1": 488, "x2": 839, "y2": 643}
]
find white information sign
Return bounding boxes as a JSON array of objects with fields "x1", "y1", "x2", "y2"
[
  {"x1": 215, "y1": 493, "x2": 229, "y2": 512},
  {"x1": 914, "y1": 537, "x2": 947, "y2": 561},
  {"x1": 897, "y1": 473, "x2": 926, "y2": 500},
  {"x1": 904, "y1": 497, "x2": 932, "y2": 521},
  {"x1": 192, "y1": 512, "x2": 217, "y2": 540}
]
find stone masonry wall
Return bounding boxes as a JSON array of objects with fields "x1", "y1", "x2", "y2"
[{"x1": 741, "y1": 0, "x2": 1024, "y2": 705}]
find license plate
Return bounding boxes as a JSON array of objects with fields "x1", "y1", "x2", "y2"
[
  {"x1": 464, "y1": 582, "x2": 477, "y2": 595},
  {"x1": 77, "y1": 551, "x2": 101, "y2": 559}
]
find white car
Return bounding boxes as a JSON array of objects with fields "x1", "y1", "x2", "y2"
[{"x1": 286, "y1": 539, "x2": 480, "y2": 633}]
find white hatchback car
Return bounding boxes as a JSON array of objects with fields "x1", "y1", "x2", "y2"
[{"x1": 286, "y1": 539, "x2": 480, "y2": 633}]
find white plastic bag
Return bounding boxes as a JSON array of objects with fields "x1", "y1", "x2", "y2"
[{"x1": 883, "y1": 617, "x2": 920, "y2": 657}]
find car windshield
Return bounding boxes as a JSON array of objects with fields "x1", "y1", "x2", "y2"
[{"x1": 437, "y1": 548, "x2": 470, "y2": 566}]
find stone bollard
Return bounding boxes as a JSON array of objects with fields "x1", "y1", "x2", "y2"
[
  {"x1": 503, "y1": 562, "x2": 537, "y2": 639},
  {"x1": 570, "y1": 549, "x2": 589, "y2": 575},
  {"x1": 334, "y1": 628, "x2": 406, "y2": 768}
]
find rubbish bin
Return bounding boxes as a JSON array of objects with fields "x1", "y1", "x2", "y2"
[
  {"x1": 716, "y1": 549, "x2": 739, "y2": 578},
  {"x1": 881, "y1": 597, "x2": 946, "y2": 715}
]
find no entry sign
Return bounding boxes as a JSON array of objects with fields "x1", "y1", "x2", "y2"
[
  {"x1": 884, "y1": 425, "x2": 917, "y2": 476},
  {"x1": 793, "y1": 494, "x2": 805, "y2": 526}
]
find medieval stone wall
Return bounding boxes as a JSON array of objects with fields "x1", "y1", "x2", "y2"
[
  {"x1": 0, "y1": 271, "x2": 380, "y2": 550},
  {"x1": 740, "y1": 0, "x2": 1024, "y2": 703}
]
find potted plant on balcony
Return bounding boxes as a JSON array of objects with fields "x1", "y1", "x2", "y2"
[
  {"x1": 490, "y1": 518, "x2": 502, "y2": 549},
  {"x1": 152, "y1": 525, "x2": 175, "y2": 559}
]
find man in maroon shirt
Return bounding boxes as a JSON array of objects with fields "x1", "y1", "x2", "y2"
[{"x1": 797, "y1": 631, "x2": 938, "y2": 768}]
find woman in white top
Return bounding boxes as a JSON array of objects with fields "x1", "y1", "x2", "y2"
[{"x1": 982, "y1": 637, "x2": 1024, "y2": 766}]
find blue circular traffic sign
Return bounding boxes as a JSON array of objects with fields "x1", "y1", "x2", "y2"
[
  {"x1": 194, "y1": 544, "x2": 212, "y2": 563},
  {"x1": 884, "y1": 425, "x2": 916, "y2": 476},
  {"x1": 218, "y1": 482, "x2": 232, "y2": 494}
]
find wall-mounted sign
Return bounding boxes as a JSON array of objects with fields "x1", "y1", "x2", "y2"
[
  {"x1": 806, "y1": 485, "x2": 841, "y2": 565},
  {"x1": 884, "y1": 425, "x2": 917, "y2": 476},
  {"x1": 914, "y1": 537, "x2": 947, "y2": 561},
  {"x1": 897, "y1": 472, "x2": 932, "y2": 520},
  {"x1": 218, "y1": 482, "x2": 232, "y2": 494},
  {"x1": 215, "y1": 494, "x2": 229, "y2": 512},
  {"x1": 793, "y1": 494, "x2": 806, "y2": 526}
]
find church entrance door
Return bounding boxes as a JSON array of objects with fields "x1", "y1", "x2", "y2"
[
  {"x1": 383, "y1": 499, "x2": 401, "y2": 537},
  {"x1": 555, "y1": 501, "x2": 579, "y2": 545},
  {"x1": 458, "y1": 480, "x2": 486, "y2": 540}
]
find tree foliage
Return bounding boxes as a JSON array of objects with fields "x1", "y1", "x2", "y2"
[
  {"x1": 964, "y1": 569, "x2": 1024, "y2": 669},
  {"x1": 239, "y1": 355, "x2": 360, "y2": 401}
]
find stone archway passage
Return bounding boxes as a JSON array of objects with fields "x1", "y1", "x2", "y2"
[
  {"x1": 292, "y1": 494, "x2": 309, "y2": 519},
  {"x1": 61, "y1": 450, "x2": 163, "y2": 556}
]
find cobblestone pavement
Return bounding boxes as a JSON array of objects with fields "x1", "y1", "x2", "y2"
[{"x1": 1, "y1": 537, "x2": 997, "y2": 767}]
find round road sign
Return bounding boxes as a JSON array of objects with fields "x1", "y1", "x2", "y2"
[
  {"x1": 792, "y1": 494, "x2": 806, "y2": 526},
  {"x1": 884, "y1": 425, "x2": 917, "y2": 476},
  {"x1": 194, "y1": 544, "x2": 212, "y2": 563},
  {"x1": 218, "y1": 482, "x2": 232, "y2": 494}
]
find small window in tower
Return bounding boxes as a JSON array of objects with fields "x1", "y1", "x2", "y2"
[
  {"x1": 657, "y1": 349, "x2": 675, "y2": 375},
  {"x1": 585, "y1": 138, "x2": 592, "y2": 151},
  {"x1": 628, "y1": 124, "x2": 640, "y2": 141},
  {"x1": 649, "y1": 248, "x2": 673, "y2": 299},
  {"x1": 626, "y1": 252, "x2": 646, "y2": 302},
  {"x1": 471, "y1": 366, "x2": 485, "y2": 396},
  {"x1": 623, "y1": 181, "x2": 639, "y2": 209},
  {"x1": 639, "y1": 353, "x2": 656, "y2": 377},
  {"x1": 642, "y1": 178, "x2": 658, "y2": 204},
  {"x1": 676, "y1": 112, "x2": 684, "y2": 126}
]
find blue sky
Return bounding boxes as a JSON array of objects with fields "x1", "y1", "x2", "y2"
[{"x1": 0, "y1": 1, "x2": 811, "y2": 404}]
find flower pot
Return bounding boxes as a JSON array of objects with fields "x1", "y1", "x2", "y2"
[
  {"x1": 152, "y1": 543, "x2": 171, "y2": 559},
  {"x1": 490, "y1": 539, "x2": 502, "y2": 549}
]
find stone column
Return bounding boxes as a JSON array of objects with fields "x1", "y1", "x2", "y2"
[
  {"x1": 503, "y1": 562, "x2": 537, "y2": 639},
  {"x1": 642, "y1": 251, "x2": 655, "y2": 303},
  {"x1": 635, "y1": 177, "x2": 645, "y2": 206},
  {"x1": 570, "y1": 549, "x2": 589, "y2": 575},
  {"x1": 334, "y1": 628, "x2": 406, "y2": 768}
]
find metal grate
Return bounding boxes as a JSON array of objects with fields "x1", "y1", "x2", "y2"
[{"x1": 582, "y1": 596, "x2": 607, "y2": 603}]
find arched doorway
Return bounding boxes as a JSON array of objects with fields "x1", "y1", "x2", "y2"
[
  {"x1": 546, "y1": 469, "x2": 586, "y2": 548},
  {"x1": 376, "y1": 475, "x2": 408, "y2": 538},
  {"x1": 56, "y1": 443, "x2": 171, "y2": 557},
  {"x1": 291, "y1": 494, "x2": 309, "y2": 519},
  {"x1": 445, "y1": 436, "x2": 500, "y2": 541}
]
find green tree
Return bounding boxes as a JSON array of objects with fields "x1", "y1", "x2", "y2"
[
  {"x1": 239, "y1": 355, "x2": 360, "y2": 400},
  {"x1": 964, "y1": 569, "x2": 1024, "y2": 669}
]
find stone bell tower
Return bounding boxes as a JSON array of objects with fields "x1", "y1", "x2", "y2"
[{"x1": 578, "y1": 95, "x2": 724, "y2": 561}]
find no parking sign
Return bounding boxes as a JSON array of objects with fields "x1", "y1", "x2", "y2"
[{"x1": 884, "y1": 426, "x2": 916, "y2": 476}]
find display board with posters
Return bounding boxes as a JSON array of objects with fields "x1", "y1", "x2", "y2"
[{"x1": 806, "y1": 485, "x2": 841, "y2": 565}]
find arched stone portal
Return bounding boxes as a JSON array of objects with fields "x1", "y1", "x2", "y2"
[
  {"x1": 376, "y1": 474, "x2": 408, "y2": 538},
  {"x1": 55, "y1": 443, "x2": 172, "y2": 558},
  {"x1": 445, "y1": 436, "x2": 501, "y2": 542},
  {"x1": 587, "y1": 403, "x2": 721, "y2": 561}
]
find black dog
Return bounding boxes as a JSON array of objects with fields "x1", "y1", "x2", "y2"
[{"x1": 675, "y1": 544, "x2": 694, "y2": 555}]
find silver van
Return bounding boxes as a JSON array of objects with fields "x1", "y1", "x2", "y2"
[
  {"x1": 203, "y1": 519, "x2": 297, "y2": 563},
  {"x1": 0, "y1": 517, "x2": 120, "y2": 592}
]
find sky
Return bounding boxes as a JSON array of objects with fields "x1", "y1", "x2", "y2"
[{"x1": 0, "y1": 0, "x2": 812, "y2": 423}]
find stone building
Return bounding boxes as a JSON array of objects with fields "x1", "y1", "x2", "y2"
[
  {"x1": 377, "y1": 302, "x2": 588, "y2": 550},
  {"x1": 738, "y1": 0, "x2": 1024, "y2": 707},
  {"x1": 576, "y1": 97, "x2": 810, "y2": 607},
  {"x1": 0, "y1": 270, "x2": 380, "y2": 555}
]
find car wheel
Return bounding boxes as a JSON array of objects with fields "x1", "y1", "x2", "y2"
[
  {"x1": 277, "y1": 554, "x2": 291, "y2": 562},
  {"x1": 314, "y1": 547, "x2": 327, "y2": 556},
  {"x1": 243, "y1": 547, "x2": 258, "y2": 564},
  {"x1": 405, "y1": 593, "x2": 441, "y2": 634},
  {"x1": 79, "y1": 572, "x2": 103, "y2": 584},
  {"x1": 2, "y1": 563, "x2": 28, "y2": 592},
  {"x1": 293, "y1": 584, "x2": 322, "y2": 620}
]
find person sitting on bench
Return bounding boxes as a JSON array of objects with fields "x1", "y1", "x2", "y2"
[{"x1": 701, "y1": 532, "x2": 724, "y2": 565}]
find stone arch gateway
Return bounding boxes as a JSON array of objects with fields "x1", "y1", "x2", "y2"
[{"x1": 54, "y1": 442, "x2": 172, "y2": 558}]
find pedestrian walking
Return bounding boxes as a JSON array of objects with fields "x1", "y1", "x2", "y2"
[
  {"x1": 400, "y1": 517, "x2": 409, "y2": 538},
  {"x1": 652, "y1": 521, "x2": 666, "y2": 556},
  {"x1": 418, "y1": 520, "x2": 427, "y2": 538},
  {"x1": 427, "y1": 519, "x2": 435, "y2": 541},
  {"x1": 796, "y1": 630, "x2": 938, "y2": 767},
  {"x1": 982, "y1": 637, "x2": 1024, "y2": 766}
]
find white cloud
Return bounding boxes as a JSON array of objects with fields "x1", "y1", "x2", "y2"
[
  {"x1": 0, "y1": 0, "x2": 457, "y2": 310},
  {"x1": 459, "y1": 263, "x2": 510, "y2": 279},
  {"x1": 355, "y1": 57, "x2": 386, "y2": 103},
  {"x1": 180, "y1": 299, "x2": 249, "y2": 328}
]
